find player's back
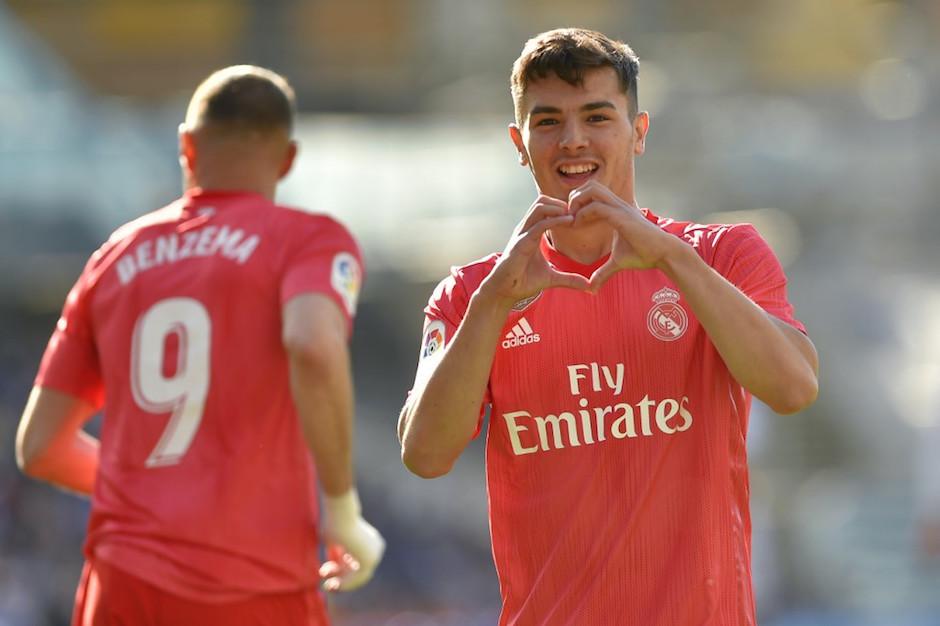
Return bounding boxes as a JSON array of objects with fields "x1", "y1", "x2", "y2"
[{"x1": 78, "y1": 189, "x2": 356, "y2": 601}]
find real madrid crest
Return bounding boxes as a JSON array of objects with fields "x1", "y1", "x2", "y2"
[{"x1": 647, "y1": 287, "x2": 688, "y2": 341}]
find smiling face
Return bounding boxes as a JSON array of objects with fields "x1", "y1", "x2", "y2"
[{"x1": 510, "y1": 66, "x2": 649, "y2": 204}]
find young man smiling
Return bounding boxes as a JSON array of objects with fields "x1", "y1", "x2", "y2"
[{"x1": 399, "y1": 28, "x2": 818, "y2": 625}]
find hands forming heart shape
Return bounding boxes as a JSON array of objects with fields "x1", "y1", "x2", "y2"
[{"x1": 483, "y1": 181, "x2": 673, "y2": 307}]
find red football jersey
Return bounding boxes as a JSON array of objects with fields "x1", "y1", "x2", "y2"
[
  {"x1": 418, "y1": 209, "x2": 805, "y2": 625},
  {"x1": 36, "y1": 189, "x2": 363, "y2": 602}
]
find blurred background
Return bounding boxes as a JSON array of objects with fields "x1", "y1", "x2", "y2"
[{"x1": 1, "y1": 0, "x2": 939, "y2": 624}]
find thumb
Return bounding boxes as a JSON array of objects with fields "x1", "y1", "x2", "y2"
[
  {"x1": 548, "y1": 269, "x2": 591, "y2": 292},
  {"x1": 588, "y1": 260, "x2": 620, "y2": 294}
]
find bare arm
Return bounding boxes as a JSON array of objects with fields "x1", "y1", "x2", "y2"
[
  {"x1": 399, "y1": 289, "x2": 515, "y2": 478},
  {"x1": 16, "y1": 386, "x2": 99, "y2": 495},
  {"x1": 282, "y1": 293, "x2": 354, "y2": 496},
  {"x1": 282, "y1": 292, "x2": 384, "y2": 591},
  {"x1": 572, "y1": 181, "x2": 818, "y2": 414},
  {"x1": 399, "y1": 196, "x2": 589, "y2": 478}
]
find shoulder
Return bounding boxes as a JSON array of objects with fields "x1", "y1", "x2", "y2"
[
  {"x1": 271, "y1": 205, "x2": 360, "y2": 248},
  {"x1": 425, "y1": 253, "x2": 499, "y2": 319},
  {"x1": 432, "y1": 253, "x2": 500, "y2": 299},
  {"x1": 107, "y1": 200, "x2": 184, "y2": 246},
  {"x1": 656, "y1": 213, "x2": 755, "y2": 247},
  {"x1": 657, "y1": 214, "x2": 768, "y2": 262},
  {"x1": 81, "y1": 200, "x2": 185, "y2": 277}
]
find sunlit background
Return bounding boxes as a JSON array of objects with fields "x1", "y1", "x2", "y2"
[{"x1": 1, "y1": 1, "x2": 939, "y2": 624}]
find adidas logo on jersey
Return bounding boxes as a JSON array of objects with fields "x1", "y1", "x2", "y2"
[{"x1": 502, "y1": 317, "x2": 540, "y2": 349}]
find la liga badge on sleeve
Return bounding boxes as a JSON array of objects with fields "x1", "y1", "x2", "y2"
[
  {"x1": 331, "y1": 252, "x2": 361, "y2": 316},
  {"x1": 421, "y1": 320, "x2": 446, "y2": 360}
]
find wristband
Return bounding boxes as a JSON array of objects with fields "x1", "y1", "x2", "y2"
[{"x1": 323, "y1": 488, "x2": 361, "y2": 531}]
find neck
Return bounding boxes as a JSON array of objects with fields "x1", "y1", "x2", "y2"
[
  {"x1": 187, "y1": 170, "x2": 277, "y2": 201},
  {"x1": 539, "y1": 180, "x2": 637, "y2": 263},
  {"x1": 548, "y1": 221, "x2": 615, "y2": 264}
]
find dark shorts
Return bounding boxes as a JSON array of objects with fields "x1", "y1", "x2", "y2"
[{"x1": 73, "y1": 559, "x2": 329, "y2": 626}]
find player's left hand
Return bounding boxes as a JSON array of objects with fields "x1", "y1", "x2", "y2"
[
  {"x1": 319, "y1": 489, "x2": 386, "y2": 592},
  {"x1": 567, "y1": 181, "x2": 676, "y2": 292}
]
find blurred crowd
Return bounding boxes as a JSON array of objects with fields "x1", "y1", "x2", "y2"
[{"x1": 2, "y1": 1, "x2": 940, "y2": 624}]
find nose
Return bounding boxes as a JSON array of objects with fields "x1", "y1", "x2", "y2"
[{"x1": 558, "y1": 120, "x2": 588, "y2": 153}]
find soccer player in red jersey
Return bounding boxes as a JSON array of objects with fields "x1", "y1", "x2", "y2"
[
  {"x1": 15, "y1": 66, "x2": 384, "y2": 625},
  {"x1": 399, "y1": 29, "x2": 819, "y2": 625}
]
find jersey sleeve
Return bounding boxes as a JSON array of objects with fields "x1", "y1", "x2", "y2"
[
  {"x1": 412, "y1": 263, "x2": 493, "y2": 437},
  {"x1": 424, "y1": 270, "x2": 471, "y2": 346},
  {"x1": 35, "y1": 252, "x2": 105, "y2": 409},
  {"x1": 710, "y1": 223, "x2": 806, "y2": 333},
  {"x1": 280, "y1": 217, "x2": 364, "y2": 336}
]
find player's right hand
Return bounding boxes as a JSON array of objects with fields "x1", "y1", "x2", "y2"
[
  {"x1": 479, "y1": 194, "x2": 590, "y2": 307},
  {"x1": 319, "y1": 489, "x2": 386, "y2": 592}
]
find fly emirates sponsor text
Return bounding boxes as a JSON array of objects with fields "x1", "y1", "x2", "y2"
[{"x1": 501, "y1": 362, "x2": 693, "y2": 455}]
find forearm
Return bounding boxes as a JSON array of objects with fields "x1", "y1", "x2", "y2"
[
  {"x1": 289, "y1": 350, "x2": 353, "y2": 497},
  {"x1": 658, "y1": 244, "x2": 818, "y2": 413},
  {"x1": 401, "y1": 289, "x2": 513, "y2": 477},
  {"x1": 23, "y1": 431, "x2": 99, "y2": 495},
  {"x1": 16, "y1": 386, "x2": 99, "y2": 496}
]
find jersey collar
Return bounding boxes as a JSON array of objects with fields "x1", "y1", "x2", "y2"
[{"x1": 539, "y1": 235, "x2": 608, "y2": 277}]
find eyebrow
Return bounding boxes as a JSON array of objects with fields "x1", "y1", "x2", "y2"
[{"x1": 530, "y1": 101, "x2": 617, "y2": 116}]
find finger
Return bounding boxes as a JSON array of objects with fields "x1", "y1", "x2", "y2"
[
  {"x1": 319, "y1": 559, "x2": 340, "y2": 577},
  {"x1": 569, "y1": 182, "x2": 637, "y2": 217},
  {"x1": 331, "y1": 562, "x2": 378, "y2": 592},
  {"x1": 522, "y1": 214, "x2": 576, "y2": 241},
  {"x1": 573, "y1": 201, "x2": 619, "y2": 226},
  {"x1": 341, "y1": 551, "x2": 361, "y2": 572},
  {"x1": 535, "y1": 193, "x2": 568, "y2": 208},
  {"x1": 547, "y1": 270, "x2": 591, "y2": 292},
  {"x1": 507, "y1": 214, "x2": 576, "y2": 256},
  {"x1": 588, "y1": 259, "x2": 620, "y2": 294},
  {"x1": 572, "y1": 201, "x2": 611, "y2": 226},
  {"x1": 323, "y1": 545, "x2": 379, "y2": 592},
  {"x1": 574, "y1": 201, "x2": 645, "y2": 231},
  {"x1": 520, "y1": 194, "x2": 568, "y2": 226},
  {"x1": 567, "y1": 182, "x2": 608, "y2": 215},
  {"x1": 319, "y1": 541, "x2": 354, "y2": 577},
  {"x1": 320, "y1": 555, "x2": 361, "y2": 592},
  {"x1": 322, "y1": 545, "x2": 361, "y2": 571},
  {"x1": 519, "y1": 198, "x2": 569, "y2": 233},
  {"x1": 318, "y1": 559, "x2": 343, "y2": 580}
]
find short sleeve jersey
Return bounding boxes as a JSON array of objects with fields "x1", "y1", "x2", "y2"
[
  {"x1": 417, "y1": 209, "x2": 805, "y2": 626},
  {"x1": 35, "y1": 189, "x2": 364, "y2": 602}
]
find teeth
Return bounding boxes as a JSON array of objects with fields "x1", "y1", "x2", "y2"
[{"x1": 560, "y1": 163, "x2": 597, "y2": 175}]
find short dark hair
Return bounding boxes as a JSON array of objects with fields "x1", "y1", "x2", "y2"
[
  {"x1": 185, "y1": 65, "x2": 296, "y2": 135},
  {"x1": 511, "y1": 28, "x2": 639, "y2": 123}
]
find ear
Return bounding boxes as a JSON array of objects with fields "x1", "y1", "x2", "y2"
[
  {"x1": 278, "y1": 140, "x2": 298, "y2": 180},
  {"x1": 178, "y1": 124, "x2": 196, "y2": 174},
  {"x1": 633, "y1": 111, "x2": 650, "y2": 156},
  {"x1": 508, "y1": 124, "x2": 529, "y2": 167}
]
